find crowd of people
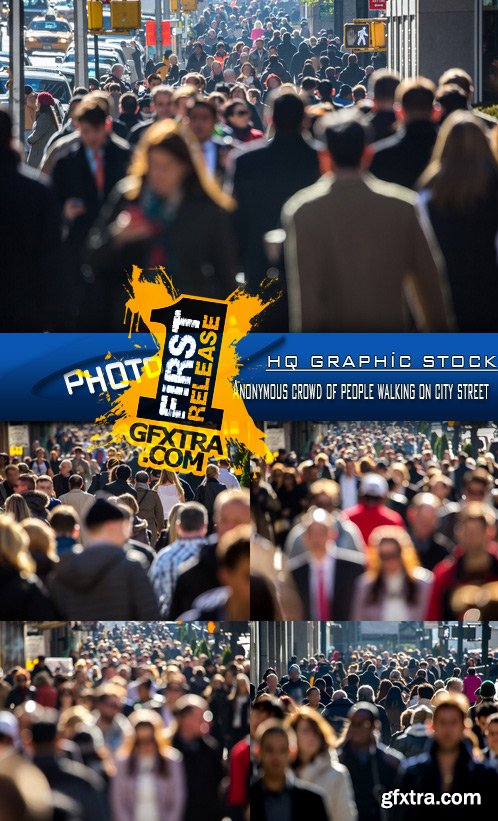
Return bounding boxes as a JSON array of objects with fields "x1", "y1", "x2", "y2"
[
  {"x1": 0, "y1": 425, "x2": 250, "y2": 620},
  {"x1": 251, "y1": 643, "x2": 498, "y2": 820},
  {"x1": 0, "y1": 621, "x2": 251, "y2": 821},
  {"x1": 2, "y1": 2, "x2": 497, "y2": 332},
  {"x1": 251, "y1": 422, "x2": 498, "y2": 621}
]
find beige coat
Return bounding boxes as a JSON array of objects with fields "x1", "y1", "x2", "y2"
[
  {"x1": 24, "y1": 93, "x2": 37, "y2": 130},
  {"x1": 282, "y1": 173, "x2": 455, "y2": 332},
  {"x1": 297, "y1": 750, "x2": 358, "y2": 821}
]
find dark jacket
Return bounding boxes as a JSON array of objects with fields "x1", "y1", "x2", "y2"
[
  {"x1": 339, "y1": 741, "x2": 402, "y2": 821},
  {"x1": 33, "y1": 754, "x2": 107, "y2": 821},
  {"x1": 47, "y1": 544, "x2": 160, "y2": 619},
  {"x1": 288, "y1": 548, "x2": 365, "y2": 619},
  {"x1": 171, "y1": 732, "x2": 224, "y2": 821},
  {"x1": 85, "y1": 177, "x2": 237, "y2": 331},
  {"x1": 0, "y1": 150, "x2": 61, "y2": 331},
  {"x1": 229, "y1": 132, "x2": 319, "y2": 330},
  {"x1": 424, "y1": 187, "x2": 498, "y2": 331},
  {"x1": 250, "y1": 774, "x2": 328, "y2": 821},
  {"x1": 186, "y1": 50, "x2": 208, "y2": 71},
  {"x1": 103, "y1": 479, "x2": 138, "y2": 498},
  {"x1": 194, "y1": 478, "x2": 227, "y2": 533},
  {"x1": 53, "y1": 472, "x2": 71, "y2": 498},
  {"x1": 290, "y1": 43, "x2": 312, "y2": 80},
  {"x1": 168, "y1": 539, "x2": 218, "y2": 618},
  {"x1": 395, "y1": 741, "x2": 498, "y2": 819},
  {"x1": 51, "y1": 135, "x2": 131, "y2": 251},
  {"x1": 371, "y1": 120, "x2": 438, "y2": 190},
  {"x1": 0, "y1": 566, "x2": 58, "y2": 619}
]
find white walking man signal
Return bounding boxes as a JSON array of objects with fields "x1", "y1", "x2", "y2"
[{"x1": 357, "y1": 26, "x2": 368, "y2": 46}]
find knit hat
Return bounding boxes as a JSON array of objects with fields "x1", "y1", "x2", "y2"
[
  {"x1": 85, "y1": 498, "x2": 127, "y2": 528},
  {"x1": 37, "y1": 91, "x2": 55, "y2": 107},
  {"x1": 476, "y1": 680, "x2": 496, "y2": 698}
]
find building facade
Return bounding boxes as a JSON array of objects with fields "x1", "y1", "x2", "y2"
[{"x1": 387, "y1": 0, "x2": 498, "y2": 103}]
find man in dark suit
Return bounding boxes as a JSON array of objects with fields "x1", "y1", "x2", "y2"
[
  {"x1": 50, "y1": 95, "x2": 131, "y2": 329},
  {"x1": 103, "y1": 464, "x2": 137, "y2": 499},
  {"x1": 370, "y1": 76, "x2": 438, "y2": 190},
  {"x1": 287, "y1": 507, "x2": 365, "y2": 619},
  {"x1": 0, "y1": 110, "x2": 61, "y2": 331},
  {"x1": 251, "y1": 723, "x2": 328, "y2": 821},
  {"x1": 227, "y1": 91, "x2": 320, "y2": 331}
]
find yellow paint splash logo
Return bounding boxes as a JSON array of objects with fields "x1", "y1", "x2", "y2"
[{"x1": 97, "y1": 267, "x2": 275, "y2": 475}]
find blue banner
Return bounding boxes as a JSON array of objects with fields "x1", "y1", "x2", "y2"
[{"x1": 0, "y1": 333, "x2": 498, "y2": 420}]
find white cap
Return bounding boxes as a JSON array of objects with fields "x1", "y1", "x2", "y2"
[
  {"x1": 0, "y1": 711, "x2": 19, "y2": 743},
  {"x1": 360, "y1": 473, "x2": 388, "y2": 498}
]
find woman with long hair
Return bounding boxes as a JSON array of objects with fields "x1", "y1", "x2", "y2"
[
  {"x1": 0, "y1": 515, "x2": 57, "y2": 618},
  {"x1": 352, "y1": 526, "x2": 433, "y2": 620},
  {"x1": 153, "y1": 471, "x2": 185, "y2": 522},
  {"x1": 4, "y1": 493, "x2": 30, "y2": 522},
  {"x1": 111, "y1": 709, "x2": 185, "y2": 821},
  {"x1": 418, "y1": 111, "x2": 498, "y2": 330},
  {"x1": 86, "y1": 119, "x2": 238, "y2": 330},
  {"x1": 27, "y1": 91, "x2": 59, "y2": 168},
  {"x1": 288, "y1": 707, "x2": 357, "y2": 821},
  {"x1": 383, "y1": 684, "x2": 406, "y2": 734},
  {"x1": 226, "y1": 673, "x2": 251, "y2": 749},
  {"x1": 22, "y1": 517, "x2": 59, "y2": 582}
]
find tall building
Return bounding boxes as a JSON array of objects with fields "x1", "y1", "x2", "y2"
[{"x1": 387, "y1": 0, "x2": 498, "y2": 103}]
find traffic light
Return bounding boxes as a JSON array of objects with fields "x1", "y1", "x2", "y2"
[
  {"x1": 370, "y1": 20, "x2": 386, "y2": 49},
  {"x1": 344, "y1": 20, "x2": 387, "y2": 52},
  {"x1": 88, "y1": 0, "x2": 104, "y2": 31},
  {"x1": 170, "y1": 0, "x2": 179, "y2": 11},
  {"x1": 110, "y1": 0, "x2": 141, "y2": 30}
]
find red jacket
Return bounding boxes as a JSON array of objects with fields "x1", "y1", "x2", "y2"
[
  {"x1": 425, "y1": 549, "x2": 498, "y2": 619},
  {"x1": 227, "y1": 737, "x2": 250, "y2": 807},
  {"x1": 344, "y1": 502, "x2": 404, "y2": 544}
]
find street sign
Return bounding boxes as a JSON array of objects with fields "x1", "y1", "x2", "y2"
[
  {"x1": 369, "y1": 0, "x2": 387, "y2": 10},
  {"x1": 145, "y1": 19, "x2": 172, "y2": 47}
]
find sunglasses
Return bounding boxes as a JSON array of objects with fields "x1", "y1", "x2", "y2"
[{"x1": 232, "y1": 109, "x2": 249, "y2": 116}]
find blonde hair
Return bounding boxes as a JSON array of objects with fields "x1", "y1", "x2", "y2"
[
  {"x1": 154, "y1": 470, "x2": 185, "y2": 502},
  {"x1": 22, "y1": 518, "x2": 58, "y2": 562},
  {"x1": 124, "y1": 118, "x2": 235, "y2": 210},
  {"x1": 167, "y1": 502, "x2": 185, "y2": 544},
  {"x1": 0, "y1": 514, "x2": 35, "y2": 574},
  {"x1": 420, "y1": 111, "x2": 498, "y2": 210},
  {"x1": 367, "y1": 525, "x2": 421, "y2": 576},
  {"x1": 4, "y1": 493, "x2": 31, "y2": 522}
]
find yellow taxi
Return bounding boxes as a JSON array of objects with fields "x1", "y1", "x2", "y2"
[{"x1": 25, "y1": 13, "x2": 73, "y2": 54}]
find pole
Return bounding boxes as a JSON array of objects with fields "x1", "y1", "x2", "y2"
[
  {"x1": 155, "y1": 0, "x2": 163, "y2": 63},
  {"x1": 73, "y1": 0, "x2": 89, "y2": 89},
  {"x1": 9, "y1": 0, "x2": 25, "y2": 144},
  {"x1": 482, "y1": 622, "x2": 490, "y2": 667},
  {"x1": 94, "y1": 34, "x2": 100, "y2": 81},
  {"x1": 457, "y1": 622, "x2": 464, "y2": 666}
]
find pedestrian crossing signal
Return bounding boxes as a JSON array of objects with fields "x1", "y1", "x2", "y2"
[
  {"x1": 344, "y1": 20, "x2": 387, "y2": 52},
  {"x1": 345, "y1": 23, "x2": 371, "y2": 50}
]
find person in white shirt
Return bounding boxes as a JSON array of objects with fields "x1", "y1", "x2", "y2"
[
  {"x1": 153, "y1": 470, "x2": 186, "y2": 520},
  {"x1": 339, "y1": 458, "x2": 359, "y2": 509},
  {"x1": 218, "y1": 458, "x2": 240, "y2": 490}
]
